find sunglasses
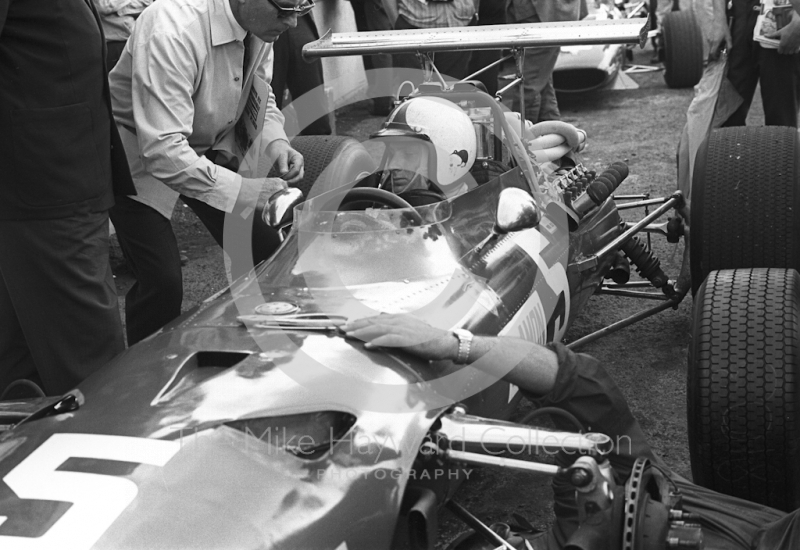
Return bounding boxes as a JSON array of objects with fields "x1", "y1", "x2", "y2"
[{"x1": 265, "y1": 0, "x2": 315, "y2": 17}]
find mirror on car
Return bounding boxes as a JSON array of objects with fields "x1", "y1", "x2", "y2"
[
  {"x1": 263, "y1": 187, "x2": 304, "y2": 228},
  {"x1": 495, "y1": 187, "x2": 541, "y2": 234}
]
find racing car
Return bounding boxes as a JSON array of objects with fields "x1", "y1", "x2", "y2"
[
  {"x1": 0, "y1": 16, "x2": 724, "y2": 550},
  {"x1": 552, "y1": 0, "x2": 704, "y2": 94}
]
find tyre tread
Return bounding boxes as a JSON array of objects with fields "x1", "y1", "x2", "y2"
[
  {"x1": 688, "y1": 268, "x2": 800, "y2": 511},
  {"x1": 662, "y1": 10, "x2": 703, "y2": 88},
  {"x1": 690, "y1": 126, "x2": 800, "y2": 293}
]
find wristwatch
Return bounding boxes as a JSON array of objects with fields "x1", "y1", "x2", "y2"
[{"x1": 452, "y1": 328, "x2": 473, "y2": 364}]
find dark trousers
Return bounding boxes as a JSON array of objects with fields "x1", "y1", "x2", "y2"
[
  {"x1": 110, "y1": 197, "x2": 183, "y2": 346},
  {"x1": 535, "y1": 345, "x2": 796, "y2": 549},
  {"x1": 106, "y1": 40, "x2": 126, "y2": 74},
  {"x1": 723, "y1": 0, "x2": 800, "y2": 127},
  {"x1": 393, "y1": 15, "x2": 476, "y2": 81},
  {"x1": 0, "y1": 212, "x2": 124, "y2": 395},
  {"x1": 466, "y1": 0, "x2": 508, "y2": 95},
  {"x1": 178, "y1": 195, "x2": 281, "y2": 276},
  {"x1": 111, "y1": 195, "x2": 282, "y2": 345},
  {"x1": 271, "y1": 16, "x2": 332, "y2": 135},
  {"x1": 350, "y1": 0, "x2": 395, "y2": 103}
]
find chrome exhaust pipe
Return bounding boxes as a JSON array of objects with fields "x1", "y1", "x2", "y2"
[{"x1": 436, "y1": 409, "x2": 613, "y2": 456}]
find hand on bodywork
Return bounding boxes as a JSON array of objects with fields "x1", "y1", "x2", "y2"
[{"x1": 343, "y1": 314, "x2": 559, "y2": 396}]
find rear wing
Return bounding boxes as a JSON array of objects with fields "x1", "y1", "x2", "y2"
[
  {"x1": 301, "y1": 17, "x2": 650, "y2": 201},
  {"x1": 303, "y1": 19, "x2": 649, "y2": 59}
]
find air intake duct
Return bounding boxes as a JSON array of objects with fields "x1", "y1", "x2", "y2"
[{"x1": 572, "y1": 162, "x2": 629, "y2": 217}]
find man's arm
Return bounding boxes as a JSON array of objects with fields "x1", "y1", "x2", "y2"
[
  {"x1": 343, "y1": 314, "x2": 560, "y2": 396},
  {"x1": 694, "y1": 0, "x2": 732, "y2": 60},
  {"x1": 254, "y1": 46, "x2": 304, "y2": 184},
  {"x1": 344, "y1": 314, "x2": 660, "y2": 466},
  {"x1": 129, "y1": 26, "x2": 273, "y2": 213}
]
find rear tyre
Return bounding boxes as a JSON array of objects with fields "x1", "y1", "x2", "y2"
[
  {"x1": 688, "y1": 268, "x2": 800, "y2": 511},
  {"x1": 661, "y1": 10, "x2": 703, "y2": 88},
  {"x1": 265, "y1": 136, "x2": 377, "y2": 199},
  {"x1": 690, "y1": 126, "x2": 800, "y2": 294}
]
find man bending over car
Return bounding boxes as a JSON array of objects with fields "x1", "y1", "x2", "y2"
[
  {"x1": 108, "y1": 0, "x2": 308, "y2": 345},
  {"x1": 343, "y1": 314, "x2": 800, "y2": 549}
]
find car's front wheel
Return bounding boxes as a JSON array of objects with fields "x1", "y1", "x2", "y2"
[{"x1": 688, "y1": 267, "x2": 800, "y2": 511}]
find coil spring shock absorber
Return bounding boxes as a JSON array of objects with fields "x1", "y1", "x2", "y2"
[{"x1": 621, "y1": 232, "x2": 670, "y2": 291}]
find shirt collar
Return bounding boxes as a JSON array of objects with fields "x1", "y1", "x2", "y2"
[{"x1": 210, "y1": 0, "x2": 247, "y2": 46}]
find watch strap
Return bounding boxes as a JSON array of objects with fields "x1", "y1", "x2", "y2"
[{"x1": 452, "y1": 328, "x2": 473, "y2": 364}]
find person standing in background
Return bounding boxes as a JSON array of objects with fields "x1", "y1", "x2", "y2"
[
  {"x1": 702, "y1": 0, "x2": 800, "y2": 127},
  {"x1": 0, "y1": 0, "x2": 134, "y2": 395},
  {"x1": 392, "y1": 0, "x2": 477, "y2": 81},
  {"x1": 349, "y1": 0, "x2": 396, "y2": 115},
  {"x1": 508, "y1": 0, "x2": 586, "y2": 123},
  {"x1": 272, "y1": 12, "x2": 333, "y2": 135},
  {"x1": 468, "y1": 0, "x2": 509, "y2": 95}
]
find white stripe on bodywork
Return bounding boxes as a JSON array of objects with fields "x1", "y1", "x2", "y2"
[
  {"x1": 502, "y1": 228, "x2": 570, "y2": 344},
  {"x1": 0, "y1": 434, "x2": 180, "y2": 550}
]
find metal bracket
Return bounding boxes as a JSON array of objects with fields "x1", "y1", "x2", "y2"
[
  {"x1": 623, "y1": 64, "x2": 662, "y2": 73},
  {"x1": 575, "y1": 192, "x2": 683, "y2": 272}
]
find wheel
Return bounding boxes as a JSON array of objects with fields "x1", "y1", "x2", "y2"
[
  {"x1": 264, "y1": 136, "x2": 377, "y2": 199},
  {"x1": 688, "y1": 268, "x2": 800, "y2": 511},
  {"x1": 661, "y1": 10, "x2": 703, "y2": 88},
  {"x1": 338, "y1": 188, "x2": 416, "y2": 211},
  {"x1": 690, "y1": 126, "x2": 800, "y2": 293},
  {"x1": 324, "y1": 187, "x2": 424, "y2": 226},
  {"x1": 398, "y1": 188, "x2": 446, "y2": 207}
]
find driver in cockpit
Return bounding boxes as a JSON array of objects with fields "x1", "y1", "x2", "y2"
[{"x1": 364, "y1": 96, "x2": 478, "y2": 205}]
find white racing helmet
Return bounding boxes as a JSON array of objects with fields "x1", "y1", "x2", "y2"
[{"x1": 371, "y1": 96, "x2": 477, "y2": 187}]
